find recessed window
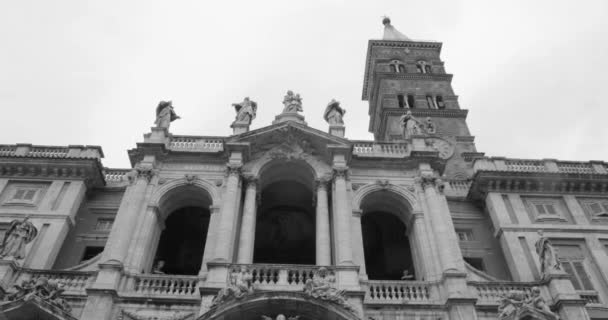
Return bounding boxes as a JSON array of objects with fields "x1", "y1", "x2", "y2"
[
  {"x1": 398, "y1": 64, "x2": 406, "y2": 73},
  {"x1": 397, "y1": 94, "x2": 406, "y2": 108},
  {"x1": 4, "y1": 186, "x2": 42, "y2": 205},
  {"x1": 424, "y1": 65, "x2": 432, "y2": 74},
  {"x1": 81, "y1": 246, "x2": 104, "y2": 262},
  {"x1": 464, "y1": 257, "x2": 485, "y2": 271},
  {"x1": 407, "y1": 95, "x2": 416, "y2": 109},
  {"x1": 435, "y1": 96, "x2": 445, "y2": 109},
  {"x1": 524, "y1": 197, "x2": 566, "y2": 222},
  {"x1": 579, "y1": 199, "x2": 608, "y2": 218},
  {"x1": 94, "y1": 218, "x2": 114, "y2": 231},
  {"x1": 456, "y1": 229, "x2": 474, "y2": 241},
  {"x1": 426, "y1": 95, "x2": 435, "y2": 109}
]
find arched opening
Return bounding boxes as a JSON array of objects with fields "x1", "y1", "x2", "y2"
[
  {"x1": 360, "y1": 190, "x2": 415, "y2": 280},
  {"x1": 253, "y1": 161, "x2": 316, "y2": 265},
  {"x1": 152, "y1": 184, "x2": 213, "y2": 275}
]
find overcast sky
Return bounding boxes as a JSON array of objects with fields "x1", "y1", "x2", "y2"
[{"x1": 1, "y1": 0, "x2": 607, "y2": 168}]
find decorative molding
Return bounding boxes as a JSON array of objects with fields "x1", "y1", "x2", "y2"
[
  {"x1": 332, "y1": 167, "x2": 349, "y2": 180},
  {"x1": 225, "y1": 165, "x2": 242, "y2": 177},
  {"x1": 184, "y1": 174, "x2": 198, "y2": 185},
  {"x1": 121, "y1": 310, "x2": 194, "y2": 320},
  {"x1": 415, "y1": 174, "x2": 445, "y2": 193}
]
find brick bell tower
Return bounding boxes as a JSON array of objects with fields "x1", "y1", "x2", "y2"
[{"x1": 362, "y1": 17, "x2": 480, "y2": 178}]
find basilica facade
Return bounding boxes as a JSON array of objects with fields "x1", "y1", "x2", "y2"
[{"x1": 0, "y1": 18, "x2": 607, "y2": 320}]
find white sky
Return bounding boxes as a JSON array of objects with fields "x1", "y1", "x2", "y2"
[{"x1": 1, "y1": 0, "x2": 607, "y2": 168}]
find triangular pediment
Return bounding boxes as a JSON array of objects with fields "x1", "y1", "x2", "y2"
[
  {"x1": 0, "y1": 295, "x2": 76, "y2": 320},
  {"x1": 227, "y1": 121, "x2": 350, "y2": 161}
]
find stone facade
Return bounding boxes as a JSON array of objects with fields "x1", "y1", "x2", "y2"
[{"x1": 0, "y1": 20, "x2": 607, "y2": 320}]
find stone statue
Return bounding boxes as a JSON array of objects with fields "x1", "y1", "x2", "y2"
[
  {"x1": 535, "y1": 230, "x2": 561, "y2": 278},
  {"x1": 232, "y1": 97, "x2": 257, "y2": 125},
  {"x1": 498, "y1": 287, "x2": 559, "y2": 320},
  {"x1": 152, "y1": 260, "x2": 165, "y2": 274},
  {"x1": 0, "y1": 216, "x2": 38, "y2": 260},
  {"x1": 211, "y1": 266, "x2": 254, "y2": 307},
  {"x1": 399, "y1": 109, "x2": 420, "y2": 139},
  {"x1": 524, "y1": 286, "x2": 560, "y2": 319},
  {"x1": 323, "y1": 99, "x2": 345, "y2": 125},
  {"x1": 400, "y1": 269, "x2": 414, "y2": 280},
  {"x1": 154, "y1": 100, "x2": 180, "y2": 129},
  {"x1": 5, "y1": 277, "x2": 71, "y2": 313},
  {"x1": 425, "y1": 117, "x2": 436, "y2": 134},
  {"x1": 303, "y1": 267, "x2": 353, "y2": 312},
  {"x1": 282, "y1": 90, "x2": 303, "y2": 113},
  {"x1": 498, "y1": 290, "x2": 525, "y2": 319}
]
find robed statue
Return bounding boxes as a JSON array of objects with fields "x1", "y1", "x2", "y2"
[
  {"x1": 535, "y1": 230, "x2": 561, "y2": 278},
  {"x1": 232, "y1": 97, "x2": 257, "y2": 125},
  {"x1": 154, "y1": 100, "x2": 180, "y2": 129},
  {"x1": 282, "y1": 90, "x2": 303, "y2": 113},
  {"x1": 399, "y1": 109, "x2": 421, "y2": 139},
  {"x1": 211, "y1": 266, "x2": 254, "y2": 307},
  {"x1": 323, "y1": 99, "x2": 345, "y2": 125},
  {"x1": 0, "y1": 216, "x2": 38, "y2": 260}
]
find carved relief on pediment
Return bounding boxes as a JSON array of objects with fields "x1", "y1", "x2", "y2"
[
  {"x1": 120, "y1": 310, "x2": 194, "y2": 320},
  {"x1": 250, "y1": 128, "x2": 318, "y2": 161}
]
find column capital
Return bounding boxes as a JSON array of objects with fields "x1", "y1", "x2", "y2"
[
  {"x1": 242, "y1": 175, "x2": 259, "y2": 189},
  {"x1": 127, "y1": 164, "x2": 157, "y2": 184},
  {"x1": 332, "y1": 166, "x2": 350, "y2": 180},
  {"x1": 225, "y1": 165, "x2": 242, "y2": 177},
  {"x1": 209, "y1": 205, "x2": 221, "y2": 214},
  {"x1": 315, "y1": 177, "x2": 331, "y2": 190},
  {"x1": 415, "y1": 174, "x2": 445, "y2": 193},
  {"x1": 352, "y1": 209, "x2": 363, "y2": 218}
]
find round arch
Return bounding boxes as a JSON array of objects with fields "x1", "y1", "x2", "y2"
[
  {"x1": 198, "y1": 292, "x2": 361, "y2": 320},
  {"x1": 243, "y1": 153, "x2": 332, "y2": 181},
  {"x1": 150, "y1": 178, "x2": 220, "y2": 219},
  {"x1": 352, "y1": 183, "x2": 419, "y2": 216}
]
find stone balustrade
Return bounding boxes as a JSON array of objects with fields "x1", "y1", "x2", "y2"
[
  {"x1": 16, "y1": 269, "x2": 96, "y2": 295},
  {"x1": 229, "y1": 264, "x2": 334, "y2": 291},
  {"x1": 169, "y1": 136, "x2": 224, "y2": 152},
  {"x1": 577, "y1": 290, "x2": 601, "y2": 305},
  {"x1": 103, "y1": 168, "x2": 131, "y2": 184},
  {"x1": 473, "y1": 158, "x2": 608, "y2": 175},
  {"x1": 362, "y1": 280, "x2": 434, "y2": 304},
  {"x1": 352, "y1": 141, "x2": 408, "y2": 158},
  {"x1": 123, "y1": 274, "x2": 200, "y2": 298},
  {"x1": 0, "y1": 144, "x2": 103, "y2": 159}
]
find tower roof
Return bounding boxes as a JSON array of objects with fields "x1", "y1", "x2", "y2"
[{"x1": 382, "y1": 17, "x2": 411, "y2": 41}]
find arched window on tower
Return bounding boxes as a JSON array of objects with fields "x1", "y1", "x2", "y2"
[
  {"x1": 417, "y1": 60, "x2": 429, "y2": 74},
  {"x1": 397, "y1": 94, "x2": 406, "y2": 108},
  {"x1": 435, "y1": 96, "x2": 445, "y2": 109},
  {"x1": 407, "y1": 95, "x2": 416, "y2": 109},
  {"x1": 390, "y1": 60, "x2": 406, "y2": 73}
]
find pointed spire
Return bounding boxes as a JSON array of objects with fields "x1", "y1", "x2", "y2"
[{"x1": 382, "y1": 16, "x2": 411, "y2": 41}]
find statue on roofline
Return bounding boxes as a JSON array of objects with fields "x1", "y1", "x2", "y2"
[
  {"x1": 154, "y1": 100, "x2": 180, "y2": 129},
  {"x1": 232, "y1": 97, "x2": 257, "y2": 125},
  {"x1": 323, "y1": 99, "x2": 345, "y2": 125},
  {"x1": 282, "y1": 90, "x2": 303, "y2": 113}
]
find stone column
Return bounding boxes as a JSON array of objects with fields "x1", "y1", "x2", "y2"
[
  {"x1": 410, "y1": 212, "x2": 439, "y2": 280},
  {"x1": 237, "y1": 177, "x2": 258, "y2": 264},
  {"x1": 199, "y1": 205, "x2": 221, "y2": 277},
  {"x1": 351, "y1": 209, "x2": 366, "y2": 277},
  {"x1": 213, "y1": 166, "x2": 242, "y2": 262},
  {"x1": 125, "y1": 205, "x2": 160, "y2": 273},
  {"x1": 102, "y1": 166, "x2": 155, "y2": 266},
  {"x1": 418, "y1": 175, "x2": 464, "y2": 273},
  {"x1": 315, "y1": 178, "x2": 331, "y2": 266},
  {"x1": 333, "y1": 168, "x2": 353, "y2": 265}
]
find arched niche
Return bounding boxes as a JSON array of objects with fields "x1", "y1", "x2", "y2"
[
  {"x1": 148, "y1": 179, "x2": 217, "y2": 275},
  {"x1": 356, "y1": 185, "x2": 420, "y2": 280},
  {"x1": 253, "y1": 160, "x2": 317, "y2": 265}
]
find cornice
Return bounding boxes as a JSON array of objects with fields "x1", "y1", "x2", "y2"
[
  {"x1": 0, "y1": 157, "x2": 105, "y2": 189},
  {"x1": 468, "y1": 170, "x2": 608, "y2": 200}
]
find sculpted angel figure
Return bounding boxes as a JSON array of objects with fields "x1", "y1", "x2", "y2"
[
  {"x1": 498, "y1": 290, "x2": 525, "y2": 319},
  {"x1": 535, "y1": 230, "x2": 561, "y2": 278},
  {"x1": 303, "y1": 267, "x2": 352, "y2": 311},
  {"x1": 0, "y1": 216, "x2": 38, "y2": 260},
  {"x1": 211, "y1": 266, "x2": 254, "y2": 306},
  {"x1": 232, "y1": 97, "x2": 257, "y2": 125},
  {"x1": 154, "y1": 100, "x2": 180, "y2": 129},
  {"x1": 524, "y1": 286, "x2": 559, "y2": 319},
  {"x1": 282, "y1": 90, "x2": 303, "y2": 113},
  {"x1": 399, "y1": 109, "x2": 421, "y2": 139},
  {"x1": 323, "y1": 99, "x2": 346, "y2": 125}
]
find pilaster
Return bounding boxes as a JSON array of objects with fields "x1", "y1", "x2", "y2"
[
  {"x1": 236, "y1": 176, "x2": 258, "y2": 264},
  {"x1": 332, "y1": 167, "x2": 353, "y2": 266},
  {"x1": 315, "y1": 178, "x2": 332, "y2": 266},
  {"x1": 350, "y1": 209, "x2": 366, "y2": 278}
]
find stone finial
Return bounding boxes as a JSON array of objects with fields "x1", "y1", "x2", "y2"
[
  {"x1": 154, "y1": 100, "x2": 180, "y2": 129},
  {"x1": 382, "y1": 16, "x2": 411, "y2": 41}
]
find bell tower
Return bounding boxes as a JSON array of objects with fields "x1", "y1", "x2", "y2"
[{"x1": 362, "y1": 17, "x2": 478, "y2": 177}]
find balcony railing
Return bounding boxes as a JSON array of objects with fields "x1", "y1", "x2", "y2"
[
  {"x1": 362, "y1": 280, "x2": 435, "y2": 304},
  {"x1": 16, "y1": 269, "x2": 96, "y2": 295},
  {"x1": 122, "y1": 273, "x2": 200, "y2": 298},
  {"x1": 169, "y1": 136, "x2": 224, "y2": 152},
  {"x1": 352, "y1": 141, "x2": 408, "y2": 158},
  {"x1": 0, "y1": 144, "x2": 103, "y2": 159},
  {"x1": 103, "y1": 168, "x2": 131, "y2": 184},
  {"x1": 474, "y1": 158, "x2": 608, "y2": 175},
  {"x1": 229, "y1": 263, "x2": 331, "y2": 291},
  {"x1": 444, "y1": 179, "x2": 472, "y2": 197}
]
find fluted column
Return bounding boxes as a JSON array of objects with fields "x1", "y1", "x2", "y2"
[
  {"x1": 237, "y1": 177, "x2": 258, "y2": 264},
  {"x1": 213, "y1": 165, "x2": 242, "y2": 262},
  {"x1": 315, "y1": 178, "x2": 331, "y2": 266},
  {"x1": 199, "y1": 205, "x2": 220, "y2": 276},
  {"x1": 333, "y1": 168, "x2": 353, "y2": 265},
  {"x1": 418, "y1": 175, "x2": 464, "y2": 272}
]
